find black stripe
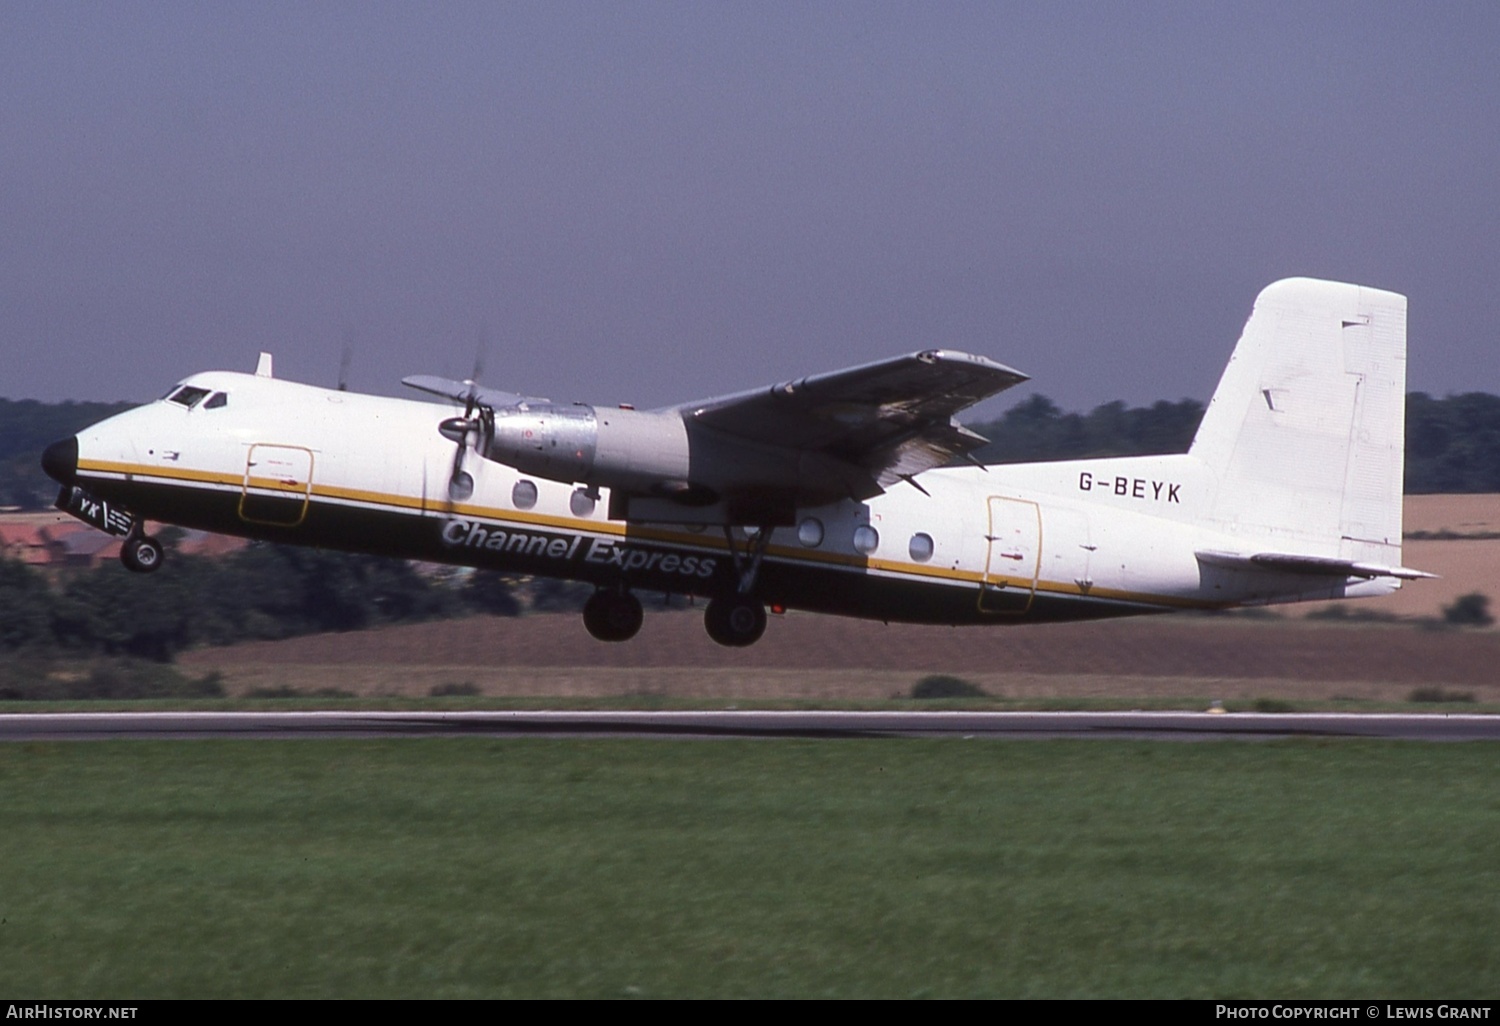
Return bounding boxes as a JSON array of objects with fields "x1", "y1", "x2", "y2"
[{"x1": 80, "y1": 474, "x2": 1148, "y2": 626}]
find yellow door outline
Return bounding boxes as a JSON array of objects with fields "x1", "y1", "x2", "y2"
[
  {"x1": 239, "y1": 444, "x2": 314, "y2": 527},
  {"x1": 980, "y1": 496, "x2": 1041, "y2": 614}
]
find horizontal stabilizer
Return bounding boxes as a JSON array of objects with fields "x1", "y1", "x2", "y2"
[{"x1": 1196, "y1": 549, "x2": 1437, "y2": 581}]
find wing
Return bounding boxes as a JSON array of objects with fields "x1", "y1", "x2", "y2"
[
  {"x1": 673, "y1": 349, "x2": 1027, "y2": 491},
  {"x1": 401, "y1": 375, "x2": 536, "y2": 409}
]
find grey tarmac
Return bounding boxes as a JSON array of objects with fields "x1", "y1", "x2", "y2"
[{"x1": 1, "y1": 710, "x2": 1497, "y2": 742}]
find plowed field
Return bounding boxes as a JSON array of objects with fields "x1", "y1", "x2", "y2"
[
  {"x1": 180, "y1": 610, "x2": 1500, "y2": 703},
  {"x1": 178, "y1": 494, "x2": 1500, "y2": 703}
]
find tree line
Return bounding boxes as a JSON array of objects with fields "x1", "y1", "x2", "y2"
[
  {"x1": 964, "y1": 391, "x2": 1500, "y2": 493},
  {"x1": 0, "y1": 541, "x2": 586, "y2": 663},
  {"x1": 0, "y1": 399, "x2": 133, "y2": 508},
  {"x1": 6, "y1": 392, "x2": 1500, "y2": 506}
]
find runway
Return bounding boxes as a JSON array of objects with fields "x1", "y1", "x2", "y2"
[{"x1": 1, "y1": 709, "x2": 1497, "y2": 741}]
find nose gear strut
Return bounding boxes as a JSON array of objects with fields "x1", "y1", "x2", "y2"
[{"x1": 55, "y1": 484, "x2": 165, "y2": 574}]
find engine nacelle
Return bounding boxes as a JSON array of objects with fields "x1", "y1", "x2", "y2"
[
  {"x1": 486, "y1": 403, "x2": 693, "y2": 493},
  {"x1": 487, "y1": 403, "x2": 597, "y2": 483}
]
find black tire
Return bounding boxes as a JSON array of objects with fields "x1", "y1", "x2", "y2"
[
  {"x1": 121, "y1": 535, "x2": 164, "y2": 574},
  {"x1": 704, "y1": 596, "x2": 766, "y2": 647},
  {"x1": 582, "y1": 588, "x2": 644, "y2": 642}
]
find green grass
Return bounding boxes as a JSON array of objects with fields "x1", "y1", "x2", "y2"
[{"x1": 1, "y1": 739, "x2": 1498, "y2": 997}]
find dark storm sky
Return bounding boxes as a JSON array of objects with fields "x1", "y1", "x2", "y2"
[{"x1": 4, "y1": 2, "x2": 1497, "y2": 418}]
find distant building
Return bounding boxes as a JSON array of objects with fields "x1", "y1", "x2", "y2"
[
  {"x1": 0, "y1": 513, "x2": 247, "y2": 569},
  {"x1": 0, "y1": 520, "x2": 56, "y2": 565},
  {"x1": 52, "y1": 527, "x2": 122, "y2": 568}
]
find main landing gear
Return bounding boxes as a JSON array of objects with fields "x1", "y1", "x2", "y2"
[
  {"x1": 581, "y1": 525, "x2": 775, "y2": 647},
  {"x1": 120, "y1": 527, "x2": 164, "y2": 574},
  {"x1": 582, "y1": 587, "x2": 644, "y2": 642},
  {"x1": 703, "y1": 595, "x2": 766, "y2": 647},
  {"x1": 701, "y1": 524, "x2": 771, "y2": 647}
]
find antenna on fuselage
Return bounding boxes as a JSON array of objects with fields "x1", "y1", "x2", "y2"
[
  {"x1": 255, "y1": 352, "x2": 274, "y2": 378},
  {"x1": 338, "y1": 334, "x2": 353, "y2": 391}
]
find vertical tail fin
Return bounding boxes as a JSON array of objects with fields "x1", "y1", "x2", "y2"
[{"x1": 1188, "y1": 277, "x2": 1407, "y2": 564}]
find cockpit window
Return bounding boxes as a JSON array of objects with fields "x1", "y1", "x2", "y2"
[
  {"x1": 204, "y1": 392, "x2": 228, "y2": 409},
  {"x1": 165, "y1": 386, "x2": 211, "y2": 408}
]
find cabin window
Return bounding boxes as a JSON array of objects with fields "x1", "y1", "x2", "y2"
[
  {"x1": 569, "y1": 489, "x2": 596, "y2": 518},
  {"x1": 165, "y1": 386, "x2": 211, "y2": 408},
  {"x1": 204, "y1": 392, "x2": 228, "y2": 409},
  {"x1": 853, "y1": 525, "x2": 879, "y2": 555},
  {"x1": 908, "y1": 532, "x2": 935, "y2": 562},
  {"x1": 512, "y1": 479, "x2": 538, "y2": 510},
  {"x1": 797, "y1": 518, "x2": 824, "y2": 547}
]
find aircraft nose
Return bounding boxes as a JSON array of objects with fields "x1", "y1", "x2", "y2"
[{"x1": 41, "y1": 436, "x2": 78, "y2": 486}]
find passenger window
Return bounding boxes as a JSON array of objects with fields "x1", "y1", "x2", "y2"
[
  {"x1": 204, "y1": 392, "x2": 228, "y2": 409},
  {"x1": 570, "y1": 489, "x2": 596, "y2": 518},
  {"x1": 797, "y1": 518, "x2": 824, "y2": 547},
  {"x1": 909, "y1": 533, "x2": 935, "y2": 562}
]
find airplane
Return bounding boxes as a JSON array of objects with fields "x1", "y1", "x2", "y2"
[{"x1": 40, "y1": 277, "x2": 1432, "y2": 647}]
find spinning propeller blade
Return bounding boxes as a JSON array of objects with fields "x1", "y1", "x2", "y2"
[{"x1": 402, "y1": 335, "x2": 549, "y2": 506}]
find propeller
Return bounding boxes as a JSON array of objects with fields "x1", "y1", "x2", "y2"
[
  {"x1": 407, "y1": 335, "x2": 528, "y2": 505},
  {"x1": 437, "y1": 379, "x2": 490, "y2": 502}
]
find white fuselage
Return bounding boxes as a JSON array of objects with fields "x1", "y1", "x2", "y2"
[{"x1": 65, "y1": 369, "x2": 1391, "y2": 627}]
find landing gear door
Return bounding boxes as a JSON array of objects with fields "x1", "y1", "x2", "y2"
[
  {"x1": 980, "y1": 496, "x2": 1041, "y2": 615},
  {"x1": 240, "y1": 445, "x2": 314, "y2": 527}
]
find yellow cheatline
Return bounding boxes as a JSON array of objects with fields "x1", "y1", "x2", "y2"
[{"x1": 76, "y1": 458, "x2": 1203, "y2": 610}]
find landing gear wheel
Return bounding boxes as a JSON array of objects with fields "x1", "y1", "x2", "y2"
[
  {"x1": 582, "y1": 588, "x2": 644, "y2": 642},
  {"x1": 121, "y1": 535, "x2": 164, "y2": 574},
  {"x1": 704, "y1": 596, "x2": 767, "y2": 647}
]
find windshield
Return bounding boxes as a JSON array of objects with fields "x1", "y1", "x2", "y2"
[{"x1": 164, "y1": 385, "x2": 211, "y2": 408}]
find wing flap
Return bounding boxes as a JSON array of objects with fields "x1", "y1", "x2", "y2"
[{"x1": 872, "y1": 422, "x2": 992, "y2": 487}]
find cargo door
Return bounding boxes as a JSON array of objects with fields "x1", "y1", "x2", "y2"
[
  {"x1": 980, "y1": 496, "x2": 1040, "y2": 614},
  {"x1": 240, "y1": 445, "x2": 313, "y2": 526}
]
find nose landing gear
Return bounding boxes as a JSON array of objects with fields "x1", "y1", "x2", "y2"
[
  {"x1": 54, "y1": 485, "x2": 163, "y2": 575},
  {"x1": 582, "y1": 587, "x2": 644, "y2": 642},
  {"x1": 120, "y1": 530, "x2": 164, "y2": 574}
]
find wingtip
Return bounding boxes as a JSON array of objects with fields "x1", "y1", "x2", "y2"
[{"x1": 917, "y1": 349, "x2": 1030, "y2": 389}]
